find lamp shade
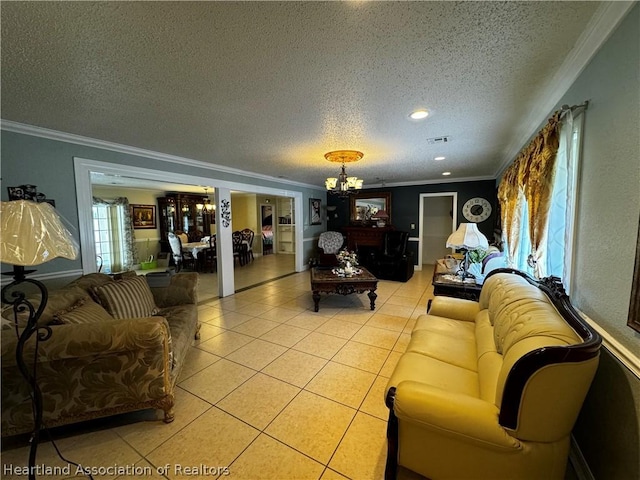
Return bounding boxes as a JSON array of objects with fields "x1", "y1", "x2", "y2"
[
  {"x1": 0, "y1": 200, "x2": 79, "y2": 266},
  {"x1": 371, "y1": 209, "x2": 389, "y2": 220},
  {"x1": 446, "y1": 223, "x2": 489, "y2": 250}
]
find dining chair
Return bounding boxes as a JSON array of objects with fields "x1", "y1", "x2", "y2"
[
  {"x1": 200, "y1": 234, "x2": 217, "y2": 273},
  {"x1": 174, "y1": 230, "x2": 190, "y2": 245},
  {"x1": 232, "y1": 231, "x2": 247, "y2": 266},
  {"x1": 189, "y1": 229, "x2": 204, "y2": 242},
  {"x1": 168, "y1": 232, "x2": 196, "y2": 272},
  {"x1": 240, "y1": 228, "x2": 255, "y2": 263}
]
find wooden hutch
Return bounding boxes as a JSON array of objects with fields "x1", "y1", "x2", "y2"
[{"x1": 157, "y1": 193, "x2": 215, "y2": 251}]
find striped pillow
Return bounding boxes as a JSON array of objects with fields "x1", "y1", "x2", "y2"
[
  {"x1": 53, "y1": 298, "x2": 114, "y2": 325},
  {"x1": 94, "y1": 276, "x2": 159, "y2": 319}
]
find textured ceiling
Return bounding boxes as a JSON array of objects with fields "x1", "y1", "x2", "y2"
[{"x1": 2, "y1": 1, "x2": 603, "y2": 188}]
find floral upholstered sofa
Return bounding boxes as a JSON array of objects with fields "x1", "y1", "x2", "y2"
[{"x1": 1, "y1": 272, "x2": 200, "y2": 436}]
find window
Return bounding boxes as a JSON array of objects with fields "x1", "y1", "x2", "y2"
[
  {"x1": 92, "y1": 200, "x2": 134, "y2": 273},
  {"x1": 509, "y1": 111, "x2": 583, "y2": 290}
]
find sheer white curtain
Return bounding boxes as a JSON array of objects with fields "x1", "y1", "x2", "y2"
[
  {"x1": 92, "y1": 197, "x2": 137, "y2": 273},
  {"x1": 508, "y1": 110, "x2": 583, "y2": 286}
]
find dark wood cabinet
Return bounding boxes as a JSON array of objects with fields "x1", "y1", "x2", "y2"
[
  {"x1": 342, "y1": 226, "x2": 395, "y2": 251},
  {"x1": 158, "y1": 193, "x2": 215, "y2": 251},
  {"x1": 342, "y1": 226, "x2": 395, "y2": 270}
]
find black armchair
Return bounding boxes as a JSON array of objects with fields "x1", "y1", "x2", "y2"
[{"x1": 372, "y1": 231, "x2": 414, "y2": 282}]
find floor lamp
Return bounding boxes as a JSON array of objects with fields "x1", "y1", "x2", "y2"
[
  {"x1": 0, "y1": 200, "x2": 78, "y2": 480},
  {"x1": 446, "y1": 223, "x2": 489, "y2": 279}
]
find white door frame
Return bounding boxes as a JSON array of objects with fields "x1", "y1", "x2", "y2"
[
  {"x1": 259, "y1": 203, "x2": 274, "y2": 256},
  {"x1": 74, "y1": 157, "x2": 305, "y2": 297},
  {"x1": 417, "y1": 192, "x2": 458, "y2": 267}
]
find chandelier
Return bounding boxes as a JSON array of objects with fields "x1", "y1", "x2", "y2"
[
  {"x1": 196, "y1": 187, "x2": 215, "y2": 212},
  {"x1": 324, "y1": 150, "x2": 364, "y2": 196}
]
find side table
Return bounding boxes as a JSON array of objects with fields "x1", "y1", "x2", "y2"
[{"x1": 430, "y1": 273, "x2": 483, "y2": 310}]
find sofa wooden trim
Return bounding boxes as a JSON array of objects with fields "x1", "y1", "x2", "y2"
[{"x1": 489, "y1": 269, "x2": 602, "y2": 430}]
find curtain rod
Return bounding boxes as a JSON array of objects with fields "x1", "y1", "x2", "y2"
[{"x1": 560, "y1": 101, "x2": 589, "y2": 115}]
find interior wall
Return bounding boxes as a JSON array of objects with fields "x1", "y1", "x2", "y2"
[
  {"x1": 0, "y1": 130, "x2": 327, "y2": 274},
  {"x1": 328, "y1": 180, "x2": 495, "y2": 238},
  {"x1": 230, "y1": 193, "x2": 258, "y2": 233},
  {"x1": 91, "y1": 185, "x2": 163, "y2": 261},
  {"x1": 422, "y1": 196, "x2": 452, "y2": 265},
  {"x1": 506, "y1": 6, "x2": 639, "y2": 478}
]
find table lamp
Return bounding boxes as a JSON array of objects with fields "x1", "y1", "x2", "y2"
[
  {"x1": 446, "y1": 223, "x2": 488, "y2": 279},
  {"x1": 0, "y1": 200, "x2": 78, "y2": 480},
  {"x1": 371, "y1": 209, "x2": 389, "y2": 227}
]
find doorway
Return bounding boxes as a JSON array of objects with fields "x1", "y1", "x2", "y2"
[
  {"x1": 260, "y1": 204, "x2": 274, "y2": 255},
  {"x1": 418, "y1": 193, "x2": 457, "y2": 267},
  {"x1": 76, "y1": 157, "x2": 305, "y2": 299}
]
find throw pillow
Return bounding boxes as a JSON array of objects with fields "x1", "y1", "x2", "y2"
[
  {"x1": 94, "y1": 276, "x2": 159, "y2": 319},
  {"x1": 53, "y1": 298, "x2": 114, "y2": 325}
]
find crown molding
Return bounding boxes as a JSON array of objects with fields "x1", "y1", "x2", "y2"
[
  {"x1": 0, "y1": 120, "x2": 324, "y2": 192},
  {"x1": 495, "y1": 1, "x2": 636, "y2": 179},
  {"x1": 368, "y1": 174, "x2": 496, "y2": 189}
]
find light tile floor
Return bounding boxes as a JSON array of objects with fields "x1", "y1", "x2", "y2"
[
  {"x1": 2, "y1": 267, "x2": 436, "y2": 480},
  {"x1": 138, "y1": 253, "x2": 296, "y2": 303}
]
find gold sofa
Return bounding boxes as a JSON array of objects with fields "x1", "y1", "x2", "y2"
[
  {"x1": 1, "y1": 272, "x2": 200, "y2": 436},
  {"x1": 385, "y1": 269, "x2": 601, "y2": 480}
]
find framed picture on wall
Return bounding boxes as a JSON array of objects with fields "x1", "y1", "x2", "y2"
[
  {"x1": 131, "y1": 204, "x2": 156, "y2": 229},
  {"x1": 310, "y1": 198, "x2": 321, "y2": 225}
]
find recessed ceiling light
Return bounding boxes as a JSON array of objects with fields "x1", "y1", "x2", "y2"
[
  {"x1": 434, "y1": 156, "x2": 446, "y2": 161},
  {"x1": 409, "y1": 109, "x2": 429, "y2": 120},
  {"x1": 442, "y1": 171, "x2": 451, "y2": 176}
]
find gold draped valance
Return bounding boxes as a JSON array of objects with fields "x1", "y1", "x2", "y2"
[{"x1": 498, "y1": 112, "x2": 561, "y2": 276}]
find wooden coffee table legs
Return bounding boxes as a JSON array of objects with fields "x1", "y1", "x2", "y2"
[
  {"x1": 310, "y1": 267, "x2": 379, "y2": 313},
  {"x1": 312, "y1": 287, "x2": 377, "y2": 312},
  {"x1": 367, "y1": 290, "x2": 377, "y2": 310},
  {"x1": 312, "y1": 291, "x2": 321, "y2": 312}
]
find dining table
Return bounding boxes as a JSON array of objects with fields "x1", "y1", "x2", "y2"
[
  {"x1": 182, "y1": 238, "x2": 250, "y2": 268},
  {"x1": 182, "y1": 241, "x2": 211, "y2": 258}
]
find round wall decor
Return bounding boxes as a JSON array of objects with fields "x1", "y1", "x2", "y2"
[{"x1": 462, "y1": 197, "x2": 492, "y2": 223}]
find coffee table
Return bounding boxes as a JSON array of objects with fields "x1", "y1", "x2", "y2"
[{"x1": 310, "y1": 267, "x2": 378, "y2": 312}]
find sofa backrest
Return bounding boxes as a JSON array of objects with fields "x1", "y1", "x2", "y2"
[
  {"x1": 479, "y1": 270, "x2": 601, "y2": 442},
  {"x1": 1, "y1": 273, "x2": 115, "y2": 328}
]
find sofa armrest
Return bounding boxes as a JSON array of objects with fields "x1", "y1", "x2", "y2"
[
  {"x1": 150, "y1": 273, "x2": 199, "y2": 308},
  {"x1": 1, "y1": 317, "x2": 171, "y2": 365},
  {"x1": 393, "y1": 381, "x2": 520, "y2": 451},
  {"x1": 1, "y1": 317, "x2": 173, "y2": 435},
  {"x1": 428, "y1": 296, "x2": 479, "y2": 322}
]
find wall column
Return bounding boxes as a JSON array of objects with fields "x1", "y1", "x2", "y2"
[{"x1": 215, "y1": 188, "x2": 234, "y2": 297}]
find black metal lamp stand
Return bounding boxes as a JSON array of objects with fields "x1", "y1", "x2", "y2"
[{"x1": 2, "y1": 265, "x2": 52, "y2": 480}]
